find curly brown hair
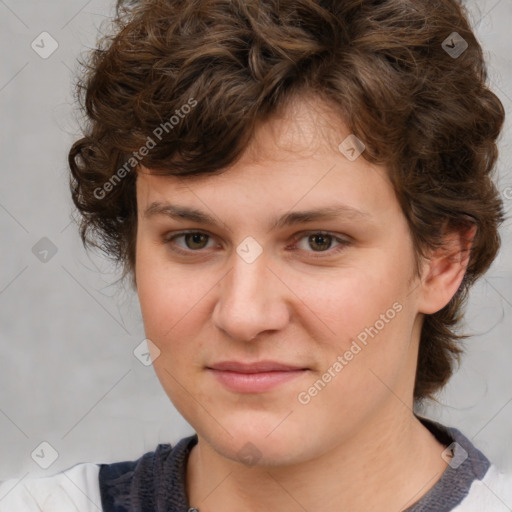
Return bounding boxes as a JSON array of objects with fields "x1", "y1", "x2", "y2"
[{"x1": 68, "y1": 0, "x2": 505, "y2": 403}]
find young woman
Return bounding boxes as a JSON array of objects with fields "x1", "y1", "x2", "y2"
[{"x1": 1, "y1": 0, "x2": 510, "y2": 510}]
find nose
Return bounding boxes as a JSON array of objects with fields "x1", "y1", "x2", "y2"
[{"x1": 211, "y1": 251, "x2": 290, "y2": 342}]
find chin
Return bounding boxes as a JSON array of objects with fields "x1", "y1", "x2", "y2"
[{"x1": 199, "y1": 417, "x2": 314, "y2": 467}]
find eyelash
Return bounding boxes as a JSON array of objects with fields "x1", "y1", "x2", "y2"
[{"x1": 164, "y1": 230, "x2": 351, "y2": 259}]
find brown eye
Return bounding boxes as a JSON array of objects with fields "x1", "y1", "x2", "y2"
[
  {"x1": 182, "y1": 232, "x2": 210, "y2": 250},
  {"x1": 307, "y1": 233, "x2": 333, "y2": 251},
  {"x1": 291, "y1": 231, "x2": 351, "y2": 258},
  {"x1": 165, "y1": 231, "x2": 215, "y2": 254}
]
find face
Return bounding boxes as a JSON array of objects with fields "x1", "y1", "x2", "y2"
[{"x1": 135, "y1": 96, "x2": 424, "y2": 466}]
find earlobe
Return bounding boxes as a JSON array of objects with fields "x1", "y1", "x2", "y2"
[{"x1": 417, "y1": 222, "x2": 477, "y2": 315}]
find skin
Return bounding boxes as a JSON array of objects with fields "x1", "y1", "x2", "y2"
[{"x1": 135, "y1": 95, "x2": 474, "y2": 512}]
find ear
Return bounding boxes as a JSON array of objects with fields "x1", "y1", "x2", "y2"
[{"x1": 417, "y1": 221, "x2": 477, "y2": 315}]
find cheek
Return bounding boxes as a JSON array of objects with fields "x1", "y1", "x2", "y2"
[
  {"x1": 136, "y1": 261, "x2": 212, "y2": 412},
  {"x1": 138, "y1": 274, "x2": 207, "y2": 356},
  {"x1": 320, "y1": 265, "x2": 408, "y2": 341},
  {"x1": 307, "y1": 258, "x2": 415, "y2": 394},
  {"x1": 136, "y1": 237, "x2": 200, "y2": 335}
]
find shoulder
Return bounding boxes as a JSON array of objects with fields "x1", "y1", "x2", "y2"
[
  {"x1": 452, "y1": 464, "x2": 512, "y2": 511},
  {"x1": 0, "y1": 462, "x2": 101, "y2": 512},
  {"x1": 99, "y1": 435, "x2": 197, "y2": 512},
  {"x1": 412, "y1": 415, "x2": 512, "y2": 511},
  {"x1": 0, "y1": 436, "x2": 196, "y2": 512},
  {"x1": 438, "y1": 420, "x2": 512, "y2": 510},
  {"x1": 98, "y1": 442, "x2": 174, "y2": 511},
  {"x1": 0, "y1": 435, "x2": 197, "y2": 512}
]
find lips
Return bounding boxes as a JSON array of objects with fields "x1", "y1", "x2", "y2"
[
  {"x1": 206, "y1": 360, "x2": 308, "y2": 373},
  {"x1": 206, "y1": 361, "x2": 309, "y2": 393}
]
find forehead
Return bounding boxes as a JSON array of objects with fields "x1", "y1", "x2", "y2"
[{"x1": 237, "y1": 93, "x2": 353, "y2": 167}]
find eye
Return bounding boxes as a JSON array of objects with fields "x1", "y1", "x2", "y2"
[
  {"x1": 165, "y1": 231, "x2": 216, "y2": 253},
  {"x1": 290, "y1": 231, "x2": 350, "y2": 257}
]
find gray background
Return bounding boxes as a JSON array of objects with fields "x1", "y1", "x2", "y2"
[{"x1": 0, "y1": 0, "x2": 511, "y2": 481}]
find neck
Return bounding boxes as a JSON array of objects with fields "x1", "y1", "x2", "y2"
[{"x1": 186, "y1": 407, "x2": 449, "y2": 512}]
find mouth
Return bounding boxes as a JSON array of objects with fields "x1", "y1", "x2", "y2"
[{"x1": 206, "y1": 360, "x2": 309, "y2": 393}]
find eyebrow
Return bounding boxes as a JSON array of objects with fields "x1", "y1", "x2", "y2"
[{"x1": 143, "y1": 201, "x2": 372, "y2": 231}]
